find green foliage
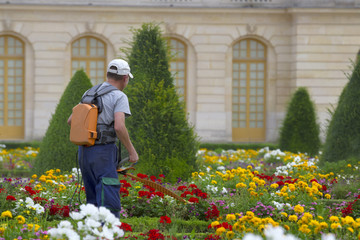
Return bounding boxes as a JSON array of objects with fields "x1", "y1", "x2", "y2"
[
  {"x1": 0, "y1": 141, "x2": 41, "y2": 149},
  {"x1": 199, "y1": 142, "x2": 278, "y2": 152},
  {"x1": 122, "y1": 216, "x2": 210, "y2": 233},
  {"x1": 33, "y1": 70, "x2": 92, "y2": 174},
  {"x1": 122, "y1": 22, "x2": 199, "y2": 183},
  {"x1": 321, "y1": 60, "x2": 360, "y2": 163},
  {"x1": 279, "y1": 87, "x2": 320, "y2": 156}
]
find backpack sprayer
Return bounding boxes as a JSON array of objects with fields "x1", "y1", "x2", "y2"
[{"x1": 117, "y1": 158, "x2": 188, "y2": 204}]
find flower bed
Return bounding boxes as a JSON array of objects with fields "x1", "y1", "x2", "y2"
[{"x1": 0, "y1": 146, "x2": 359, "y2": 239}]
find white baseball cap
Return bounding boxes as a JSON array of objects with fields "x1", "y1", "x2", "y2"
[{"x1": 107, "y1": 59, "x2": 133, "y2": 78}]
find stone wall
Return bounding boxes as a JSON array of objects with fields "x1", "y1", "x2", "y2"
[{"x1": 0, "y1": 2, "x2": 359, "y2": 143}]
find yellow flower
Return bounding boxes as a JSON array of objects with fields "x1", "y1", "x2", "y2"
[
  {"x1": 215, "y1": 227, "x2": 226, "y2": 236},
  {"x1": 299, "y1": 224, "x2": 311, "y2": 234},
  {"x1": 211, "y1": 180, "x2": 217, "y2": 185},
  {"x1": 0, "y1": 227, "x2": 5, "y2": 234},
  {"x1": 246, "y1": 211, "x2": 254, "y2": 219},
  {"x1": 31, "y1": 174, "x2": 37, "y2": 179},
  {"x1": 247, "y1": 165, "x2": 252, "y2": 170},
  {"x1": 294, "y1": 205, "x2": 304, "y2": 214},
  {"x1": 1, "y1": 211, "x2": 12, "y2": 218},
  {"x1": 347, "y1": 164, "x2": 352, "y2": 167},
  {"x1": 226, "y1": 214, "x2": 236, "y2": 221},
  {"x1": 325, "y1": 194, "x2": 331, "y2": 199},
  {"x1": 236, "y1": 183, "x2": 247, "y2": 188},
  {"x1": 281, "y1": 212, "x2": 288, "y2": 218},
  {"x1": 226, "y1": 231, "x2": 235, "y2": 239},
  {"x1": 270, "y1": 183, "x2": 279, "y2": 189},
  {"x1": 16, "y1": 215, "x2": 25, "y2": 224},
  {"x1": 347, "y1": 227, "x2": 354, "y2": 233},
  {"x1": 330, "y1": 216, "x2": 340, "y2": 222},
  {"x1": 289, "y1": 215, "x2": 298, "y2": 222},
  {"x1": 284, "y1": 225, "x2": 290, "y2": 231},
  {"x1": 56, "y1": 169, "x2": 61, "y2": 173},
  {"x1": 331, "y1": 223, "x2": 341, "y2": 230},
  {"x1": 211, "y1": 221, "x2": 220, "y2": 228}
]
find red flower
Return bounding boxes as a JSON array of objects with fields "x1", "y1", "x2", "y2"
[
  {"x1": 120, "y1": 222, "x2": 133, "y2": 232},
  {"x1": 25, "y1": 186, "x2": 37, "y2": 195},
  {"x1": 180, "y1": 191, "x2": 192, "y2": 198},
  {"x1": 0, "y1": 188, "x2": 5, "y2": 193},
  {"x1": 120, "y1": 180, "x2": 132, "y2": 188},
  {"x1": 189, "y1": 184, "x2": 198, "y2": 189},
  {"x1": 120, "y1": 188, "x2": 129, "y2": 197},
  {"x1": 61, "y1": 206, "x2": 70, "y2": 217},
  {"x1": 138, "y1": 191, "x2": 151, "y2": 198},
  {"x1": 188, "y1": 197, "x2": 199, "y2": 203},
  {"x1": 155, "y1": 192, "x2": 164, "y2": 198},
  {"x1": 33, "y1": 197, "x2": 48, "y2": 203},
  {"x1": 159, "y1": 174, "x2": 165, "y2": 178},
  {"x1": 198, "y1": 192, "x2": 208, "y2": 199},
  {"x1": 177, "y1": 186, "x2": 187, "y2": 191},
  {"x1": 204, "y1": 234, "x2": 221, "y2": 240},
  {"x1": 160, "y1": 216, "x2": 172, "y2": 224},
  {"x1": 6, "y1": 195, "x2": 16, "y2": 201},
  {"x1": 49, "y1": 205, "x2": 60, "y2": 215},
  {"x1": 136, "y1": 173, "x2": 148, "y2": 179},
  {"x1": 205, "y1": 204, "x2": 220, "y2": 220},
  {"x1": 150, "y1": 176, "x2": 158, "y2": 182}
]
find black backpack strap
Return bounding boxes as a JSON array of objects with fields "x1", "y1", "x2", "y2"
[{"x1": 81, "y1": 83, "x2": 103, "y2": 104}]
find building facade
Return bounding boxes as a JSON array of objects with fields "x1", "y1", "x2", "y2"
[{"x1": 0, "y1": 0, "x2": 359, "y2": 142}]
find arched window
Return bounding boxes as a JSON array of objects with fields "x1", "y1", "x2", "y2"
[
  {"x1": 232, "y1": 39, "x2": 266, "y2": 142},
  {"x1": 0, "y1": 35, "x2": 25, "y2": 139},
  {"x1": 71, "y1": 36, "x2": 106, "y2": 85},
  {"x1": 169, "y1": 38, "x2": 187, "y2": 103}
]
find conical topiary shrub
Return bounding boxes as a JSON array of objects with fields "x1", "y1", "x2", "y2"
[
  {"x1": 34, "y1": 70, "x2": 92, "y2": 174},
  {"x1": 279, "y1": 87, "x2": 320, "y2": 156},
  {"x1": 321, "y1": 60, "x2": 360, "y2": 163},
  {"x1": 122, "y1": 22, "x2": 199, "y2": 183}
]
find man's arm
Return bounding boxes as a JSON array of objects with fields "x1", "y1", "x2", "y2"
[
  {"x1": 67, "y1": 114, "x2": 72, "y2": 126},
  {"x1": 114, "y1": 111, "x2": 139, "y2": 163}
]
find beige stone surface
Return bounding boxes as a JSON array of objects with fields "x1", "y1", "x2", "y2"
[{"x1": 0, "y1": 2, "x2": 359, "y2": 143}]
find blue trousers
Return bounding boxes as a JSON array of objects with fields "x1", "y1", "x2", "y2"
[{"x1": 78, "y1": 143, "x2": 121, "y2": 218}]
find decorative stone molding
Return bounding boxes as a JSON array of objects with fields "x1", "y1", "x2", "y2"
[
  {"x1": 0, "y1": 0, "x2": 358, "y2": 8},
  {"x1": 85, "y1": 21, "x2": 95, "y2": 32},
  {"x1": 246, "y1": 24, "x2": 257, "y2": 34},
  {"x1": 2, "y1": 19, "x2": 12, "y2": 31},
  {"x1": 165, "y1": 22, "x2": 176, "y2": 34}
]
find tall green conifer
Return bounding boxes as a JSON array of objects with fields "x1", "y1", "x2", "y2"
[
  {"x1": 279, "y1": 87, "x2": 320, "y2": 156},
  {"x1": 322, "y1": 60, "x2": 360, "y2": 163},
  {"x1": 34, "y1": 70, "x2": 92, "y2": 174},
  {"x1": 123, "y1": 23, "x2": 199, "y2": 182}
]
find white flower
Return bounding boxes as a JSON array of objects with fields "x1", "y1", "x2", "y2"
[
  {"x1": 25, "y1": 197, "x2": 34, "y2": 207},
  {"x1": 48, "y1": 228, "x2": 80, "y2": 240},
  {"x1": 70, "y1": 211, "x2": 84, "y2": 220},
  {"x1": 217, "y1": 166, "x2": 225, "y2": 171},
  {"x1": 58, "y1": 220, "x2": 73, "y2": 229},
  {"x1": 33, "y1": 204, "x2": 45, "y2": 214},
  {"x1": 243, "y1": 233, "x2": 263, "y2": 240},
  {"x1": 80, "y1": 204, "x2": 100, "y2": 221},
  {"x1": 221, "y1": 187, "x2": 228, "y2": 194},
  {"x1": 321, "y1": 233, "x2": 336, "y2": 240},
  {"x1": 85, "y1": 218, "x2": 102, "y2": 229}
]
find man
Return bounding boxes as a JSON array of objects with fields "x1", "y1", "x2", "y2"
[{"x1": 67, "y1": 59, "x2": 138, "y2": 218}]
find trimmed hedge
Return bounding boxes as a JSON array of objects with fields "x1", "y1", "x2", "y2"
[
  {"x1": 321, "y1": 60, "x2": 360, "y2": 163},
  {"x1": 0, "y1": 141, "x2": 41, "y2": 149},
  {"x1": 199, "y1": 142, "x2": 278, "y2": 151},
  {"x1": 33, "y1": 70, "x2": 93, "y2": 174},
  {"x1": 122, "y1": 23, "x2": 199, "y2": 183},
  {"x1": 279, "y1": 87, "x2": 321, "y2": 156}
]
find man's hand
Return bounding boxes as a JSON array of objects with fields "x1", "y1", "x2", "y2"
[{"x1": 129, "y1": 151, "x2": 139, "y2": 163}]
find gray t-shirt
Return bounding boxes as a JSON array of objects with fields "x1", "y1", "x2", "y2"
[{"x1": 83, "y1": 82, "x2": 131, "y2": 126}]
